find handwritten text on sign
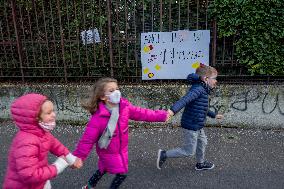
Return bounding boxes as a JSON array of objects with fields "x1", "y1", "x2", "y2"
[{"x1": 141, "y1": 30, "x2": 210, "y2": 80}]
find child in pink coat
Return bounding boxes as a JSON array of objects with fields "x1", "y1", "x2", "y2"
[
  {"x1": 3, "y1": 93, "x2": 82, "y2": 189},
  {"x1": 73, "y1": 77, "x2": 169, "y2": 189}
]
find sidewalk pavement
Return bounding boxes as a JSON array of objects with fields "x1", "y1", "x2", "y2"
[{"x1": 1, "y1": 121, "x2": 284, "y2": 189}]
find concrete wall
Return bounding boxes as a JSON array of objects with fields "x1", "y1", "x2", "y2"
[{"x1": 0, "y1": 83, "x2": 283, "y2": 129}]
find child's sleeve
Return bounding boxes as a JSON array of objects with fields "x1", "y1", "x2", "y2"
[
  {"x1": 15, "y1": 140, "x2": 58, "y2": 184},
  {"x1": 207, "y1": 110, "x2": 216, "y2": 118},
  {"x1": 72, "y1": 118, "x2": 101, "y2": 161},
  {"x1": 170, "y1": 87, "x2": 202, "y2": 114},
  {"x1": 128, "y1": 103, "x2": 167, "y2": 122},
  {"x1": 49, "y1": 134, "x2": 70, "y2": 157},
  {"x1": 49, "y1": 137, "x2": 77, "y2": 165},
  {"x1": 52, "y1": 157, "x2": 69, "y2": 174}
]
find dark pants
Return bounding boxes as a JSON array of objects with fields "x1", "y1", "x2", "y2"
[{"x1": 88, "y1": 169, "x2": 127, "y2": 189}]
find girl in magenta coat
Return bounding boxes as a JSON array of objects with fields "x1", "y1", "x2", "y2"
[
  {"x1": 3, "y1": 93, "x2": 81, "y2": 189},
  {"x1": 73, "y1": 77, "x2": 169, "y2": 189}
]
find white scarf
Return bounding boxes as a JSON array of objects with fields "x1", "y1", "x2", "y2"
[{"x1": 98, "y1": 105, "x2": 119, "y2": 149}]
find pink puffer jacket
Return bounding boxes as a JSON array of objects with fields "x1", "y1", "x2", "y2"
[
  {"x1": 73, "y1": 98, "x2": 167, "y2": 174},
  {"x1": 3, "y1": 93, "x2": 70, "y2": 189}
]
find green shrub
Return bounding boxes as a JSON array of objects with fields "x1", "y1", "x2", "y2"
[{"x1": 209, "y1": 0, "x2": 284, "y2": 75}]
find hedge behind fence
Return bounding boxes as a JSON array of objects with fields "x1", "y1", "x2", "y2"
[{"x1": 209, "y1": 0, "x2": 284, "y2": 76}]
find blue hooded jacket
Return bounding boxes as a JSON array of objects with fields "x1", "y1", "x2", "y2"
[{"x1": 170, "y1": 73, "x2": 216, "y2": 131}]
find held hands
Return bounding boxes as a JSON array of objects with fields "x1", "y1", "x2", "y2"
[
  {"x1": 216, "y1": 114, "x2": 224, "y2": 120},
  {"x1": 70, "y1": 157, "x2": 83, "y2": 169},
  {"x1": 166, "y1": 109, "x2": 174, "y2": 122},
  {"x1": 65, "y1": 153, "x2": 83, "y2": 169}
]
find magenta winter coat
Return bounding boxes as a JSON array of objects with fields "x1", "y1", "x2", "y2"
[
  {"x1": 73, "y1": 98, "x2": 167, "y2": 174},
  {"x1": 3, "y1": 93, "x2": 70, "y2": 189}
]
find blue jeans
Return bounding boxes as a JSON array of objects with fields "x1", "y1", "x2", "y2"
[{"x1": 166, "y1": 128, "x2": 208, "y2": 163}]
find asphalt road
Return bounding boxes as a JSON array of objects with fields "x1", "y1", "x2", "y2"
[{"x1": 1, "y1": 121, "x2": 284, "y2": 189}]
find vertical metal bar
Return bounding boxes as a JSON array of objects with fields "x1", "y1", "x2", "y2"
[
  {"x1": 115, "y1": 0, "x2": 121, "y2": 67},
  {"x1": 41, "y1": 0, "x2": 51, "y2": 67},
  {"x1": 98, "y1": 0, "x2": 105, "y2": 66},
  {"x1": 65, "y1": 0, "x2": 73, "y2": 67},
  {"x1": 4, "y1": 1, "x2": 16, "y2": 67},
  {"x1": 106, "y1": 0, "x2": 114, "y2": 77},
  {"x1": 91, "y1": 0, "x2": 97, "y2": 67},
  {"x1": 31, "y1": 0, "x2": 44, "y2": 68},
  {"x1": 56, "y1": 0, "x2": 67, "y2": 81},
  {"x1": 159, "y1": 0, "x2": 163, "y2": 32},
  {"x1": 66, "y1": 0, "x2": 74, "y2": 68},
  {"x1": 231, "y1": 36, "x2": 235, "y2": 66},
  {"x1": 178, "y1": 0, "x2": 181, "y2": 29},
  {"x1": 82, "y1": 1, "x2": 90, "y2": 76},
  {"x1": 205, "y1": 0, "x2": 208, "y2": 30},
  {"x1": 26, "y1": 9, "x2": 36, "y2": 67},
  {"x1": 211, "y1": 19, "x2": 216, "y2": 66},
  {"x1": 73, "y1": 1, "x2": 82, "y2": 69},
  {"x1": 222, "y1": 37, "x2": 225, "y2": 65},
  {"x1": 49, "y1": 0, "x2": 59, "y2": 66},
  {"x1": 11, "y1": 0, "x2": 24, "y2": 81},
  {"x1": 151, "y1": 0, "x2": 154, "y2": 31},
  {"x1": 133, "y1": 0, "x2": 138, "y2": 76},
  {"x1": 124, "y1": 0, "x2": 129, "y2": 67},
  {"x1": 0, "y1": 21, "x2": 9, "y2": 68},
  {"x1": 142, "y1": 0, "x2": 145, "y2": 32},
  {"x1": 159, "y1": 0, "x2": 163, "y2": 85},
  {"x1": 196, "y1": 0, "x2": 199, "y2": 29},
  {"x1": 187, "y1": 0, "x2": 190, "y2": 29},
  {"x1": 19, "y1": 6, "x2": 29, "y2": 67},
  {"x1": 169, "y1": 0, "x2": 172, "y2": 31}
]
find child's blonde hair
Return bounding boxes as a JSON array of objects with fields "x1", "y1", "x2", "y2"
[
  {"x1": 195, "y1": 64, "x2": 217, "y2": 78},
  {"x1": 82, "y1": 77, "x2": 118, "y2": 114}
]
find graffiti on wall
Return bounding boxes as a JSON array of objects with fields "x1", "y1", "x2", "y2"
[
  {"x1": 0, "y1": 85, "x2": 283, "y2": 123},
  {"x1": 209, "y1": 88, "x2": 283, "y2": 115},
  {"x1": 127, "y1": 86, "x2": 283, "y2": 117},
  {"x1": 0, "y1": 86, "x2": 89, "y2": 120}
]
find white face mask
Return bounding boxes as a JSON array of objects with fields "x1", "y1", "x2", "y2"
[
  {"x1": 106, "y1": 90, "x2": 121, "y2": 104},
  {"x1": 39, "y1": 121, "x2": 56, "y2": 131}
]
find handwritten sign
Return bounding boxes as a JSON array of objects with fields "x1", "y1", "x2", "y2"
[{"x1": 141, "y1": 30, "x2": 210, "y2": 80}]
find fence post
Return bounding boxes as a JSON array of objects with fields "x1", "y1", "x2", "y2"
[
  {"x1": 56, "y1": 0, "x2": 67, "y2": 82},
  {"x1": 106, "y1": 0, "x2": 114, "y2": 77},
  {"x1": 11, "y1": 0, "x2": 24, "y2": 82},
  {"x1": 211, "y1": 19, "x2": 217, "y2": 66},
  {"x1": 159, "y1": 0, "x2": 163, "y2": 31}
]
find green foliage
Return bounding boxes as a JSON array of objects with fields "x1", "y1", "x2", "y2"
[{"x1": 208, "y1": 0, "x2": 284, "y2": 75}]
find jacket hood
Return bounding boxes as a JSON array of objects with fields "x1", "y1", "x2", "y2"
[
  {"x1": 11, "y1": 93, "x2": 47, "y2": 133},
  {"x1": 187, "y1": 73, "x2": 213, "y2": 94},
  {"x1": 187, "y1": 73, "x2": 201, "y2": 84}
]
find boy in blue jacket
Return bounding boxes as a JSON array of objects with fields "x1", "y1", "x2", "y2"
[{"x1": 157, "y1": 64, "x2": 223, "y2": 170}]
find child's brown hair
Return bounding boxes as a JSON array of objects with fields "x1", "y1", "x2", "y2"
[
  {"x1": 195, "y1": 64, "x2": 217, "y2": 78},
  {"x1": 82, "y1": 77, "x2": 118, "y2": 114}
]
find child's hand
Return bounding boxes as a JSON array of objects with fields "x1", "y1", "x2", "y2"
[
  {"x1": 71, "y1": 158, "x2": 83, "y2": 169},
  {"x1": 168, "y1": 109, "x2": 174, "y2": 116},
  {"x1": 166, "y1": 109, "x2": 174, "y2": 122},
  {"x1": 61, "y1": 156, "x2": 67, "y2": 161},
  {"x1": 216, "y1": 114, "x2": 224, "y2": 120}
]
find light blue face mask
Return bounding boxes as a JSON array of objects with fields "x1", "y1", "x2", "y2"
[{"x1": 106, "y1": 90, "x2": 121, "y2": 104}]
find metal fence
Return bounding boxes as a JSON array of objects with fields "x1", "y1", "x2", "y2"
[{"x1": 1, "y1": 0, "x2": 279, "y2": 83}]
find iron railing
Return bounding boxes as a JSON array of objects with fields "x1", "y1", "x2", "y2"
[{"x1": 1, "y1": 0, "x2": 280, "y2": 83}]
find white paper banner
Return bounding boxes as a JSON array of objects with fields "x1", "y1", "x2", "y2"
[
  {"x1": 141, "y1": 30, "x2": 210, "y2": 80},
  {"x1": 81, "y1": 28, "x2": 101, "y2": 45}
]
